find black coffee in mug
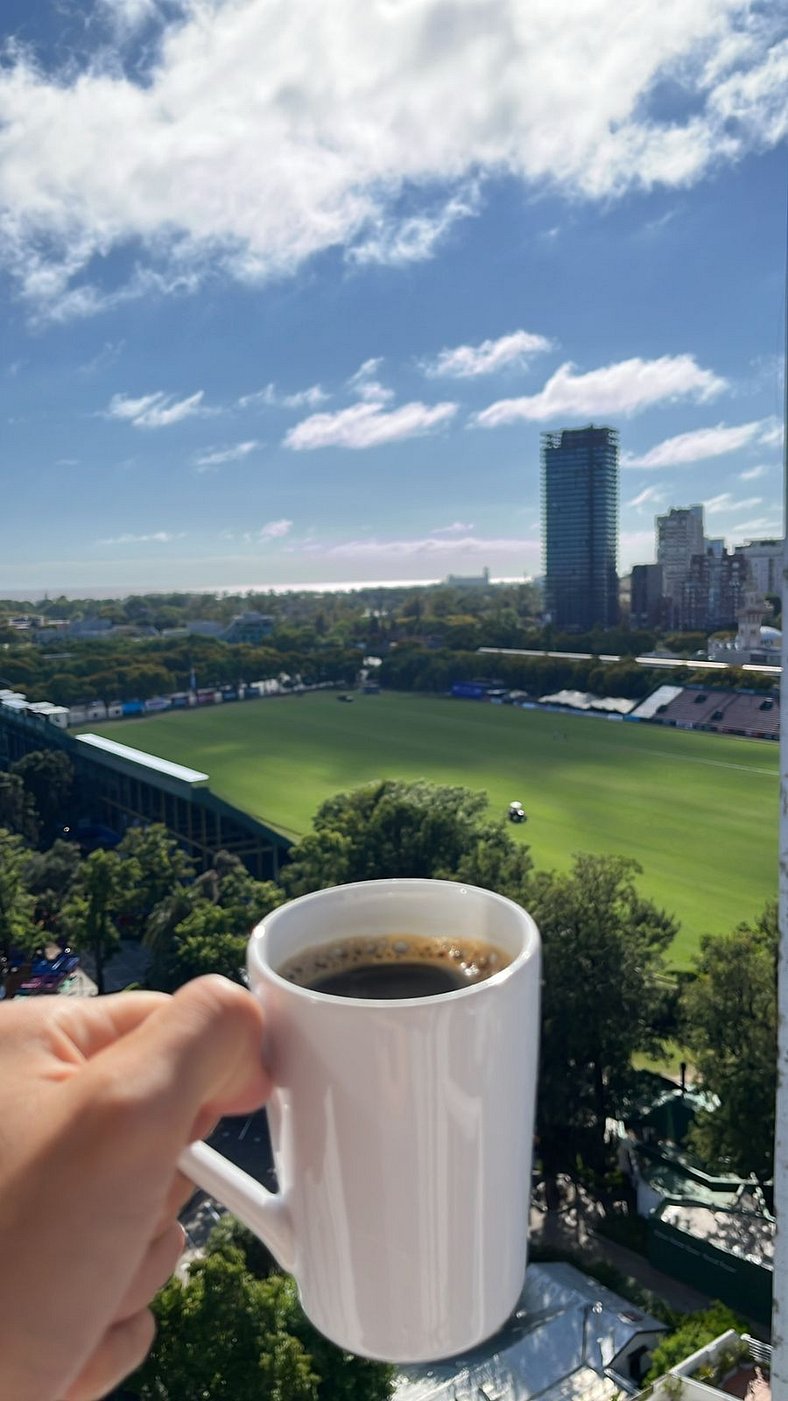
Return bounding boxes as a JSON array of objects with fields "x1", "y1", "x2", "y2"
[{"x1": 276, "y1": 932, "x2": 511, "y2": 999}]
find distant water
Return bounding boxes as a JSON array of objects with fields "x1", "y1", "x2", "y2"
[{"x1": 1, "y1": 576, "x2": 526, "y2": 601}]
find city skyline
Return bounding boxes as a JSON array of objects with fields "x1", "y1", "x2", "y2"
[{"x1": 0, "y1": 1, "x2": 785, "y2": 594}]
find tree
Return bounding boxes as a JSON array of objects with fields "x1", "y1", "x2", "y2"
[
  {"x1": 644, "y1": 1303, "x2": 744, "y2": 1383},
  {"x1": 61, "y1": 849, "x2": 125, "y2": 993},
  {"x1": 173, "y1": 908, "x2": 248, "y2": 984},
  {"x1": 531, "y1": 854, "x2": 677, "y2": 1191},
  {"x1": 11, "y1": 749, "x2": 75, "y2": 837},
  {"x1": 144, "y1": 852, "x2": 283, "y2": 992},
  {"x1": 23, "y1": 838, "x2": 81, "y2": 934},
  {"x1": 0, "y1": 828, "x2": 39, "y2": 982},
  {"x1": 682, "y1": 903, "x2": 777, "y2": 1181},
  {"x1": 115, "y1": 824, "x2": 195, "y2": 938},
  {"x1": 283, "y1": 780, "x2": 530, "y2": 897},
  {"x1": 130, "y1": 1248, "x2": 318, "y2": 1401},
  {"x1": 130, "y1": 1237, "x2": 395, "y2": 1401},
  {"x1": 0, "y1": 772, "x2": 39, "y2": 845}
]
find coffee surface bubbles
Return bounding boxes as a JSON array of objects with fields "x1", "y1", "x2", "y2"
[{"x1": 276, "y1": 932, "x2": 510, "y2": 999}]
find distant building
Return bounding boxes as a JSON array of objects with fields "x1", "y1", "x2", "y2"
[
  {"x1": 542, "y1": 424, "x2": 619, "y2": 631},
  {"x1": 67, "y1": 616, "x2": 115, "y2": 639},
  {"x1": 630, "y1": 563, "x2": 663, "y2": 629},
  {"x1": 681, "y1": 546, "x2": 750, "y2": 630},
  {"x1": 444, "y1": 567, "x2": 491, "y2": 588},
  {"x1": 221, "y1": 611, "x2": 274, "y2": 644},
  {"x1": 656, "y1": 505, "x2": 704, "y2": 625},
  {"x1": 740, "y1": 537, "x2": 783, "y2": 598}
]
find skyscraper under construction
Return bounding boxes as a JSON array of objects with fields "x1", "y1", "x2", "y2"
[{"x1": 541, "y1": 424, "x2": 619, "y2": 631}]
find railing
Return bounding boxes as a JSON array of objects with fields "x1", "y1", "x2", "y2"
[{"x1": 742, "y1": 1333, "x2": 772, "y2": 1368}]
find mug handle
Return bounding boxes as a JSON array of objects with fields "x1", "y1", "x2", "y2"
[{"x1": 178, "y1": 1141, "x2": 295, "y2": 1272}]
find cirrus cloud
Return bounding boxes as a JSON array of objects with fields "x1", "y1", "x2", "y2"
[
  {"x1": 259, "y1": 518, "x2": 293, "y2": 540},
  {"x1": 237, "y1": 382, "x2": 328, "y2": 411},
  {"x1": 471, "y1": 354, "x2": 725, "y2": 427},
  {"x1": 285, "y1": 399, "x2": 458, "y2": 451},
  {"x1": 106, "y1": 389, "x2": 205, "y2": 429},
  {"x1": 622, "y1": 417, "x2": 775, "y2": 468},
  {"x1": 422, "y1": 329, "x2": 555, "y2": 379},
  {"x1": 97, "y1": 530, "x2": 184, "y2": 545},
  {"x1": 193, "y1": 440, "x2": 260, "y2": 470}
]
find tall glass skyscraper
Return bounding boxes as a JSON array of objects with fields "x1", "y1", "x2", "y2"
[{"x1": 541, "y1": 425, "x2": 619, "y2": 631}]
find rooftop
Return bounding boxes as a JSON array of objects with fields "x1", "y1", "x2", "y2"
[
  {"x1": 396, "y1": 1262, "x2": 665, "y2": 1401},
  {"x1": 75, "y1": 733, "x2": 209, "y2": 788}
]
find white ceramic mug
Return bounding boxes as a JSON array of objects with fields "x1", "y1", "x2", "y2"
[{"x1": 179, "y1": 878, "x2": 541, "y2": 1363}]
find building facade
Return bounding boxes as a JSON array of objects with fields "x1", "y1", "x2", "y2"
[
  {"x1": 740, "y1": 538, "x2": 783, "y2": 598},
  {"x1": 681, "y1": 545, "x2": 750, "y2": 631},
  {"x1": 656, "y1": 505, "x2": 705, "y2": 624},
  {"x1": 630, "y1": 563, "x2": 663, "y2": 629},
  {"x1": 541, "y1": 425, "x2": 619, "y2": 631}
]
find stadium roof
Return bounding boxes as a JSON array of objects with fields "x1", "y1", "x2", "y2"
[{"x1": 75, "y1": 734, "x2": 209, "y2": 789}]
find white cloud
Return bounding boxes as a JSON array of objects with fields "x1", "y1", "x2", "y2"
[
  {"x1": 620, "y1": 529, "x2": 658, "y2": 566},
  {"x1": 0, "y1": 2, "x2": 784, "y2": 316},
  {"x1": 193, "y1": 440, "x2": 260, "y2": 469},
  {"x1": 703, "y1": 492, "x2": 763, "y2": 514},
  {"x1": 98, "y1": 530, "x2": 184, "y2": 545},
  {"x1": 626, "y1": 485, "x2": 666, "y2": 510},
  {"x1": 432, "y1": 521, "x2": 475, "y2": 535},
  {"x1": 472, "y1": 355, "x2": 725, "y2": 427},
  {"x1": 349, "y1": 184, "x2": 481, "y2": 267},
  {"x1": 739, "y1": 463, "x2": 770, "y2": 481},
  {"x1": 759, "y1": 419, "x2": 784, "y2": 448},
  {"x1": 286, "y1": 532, "x2": 538, "y2": 562},
  {"x1": 346, "y1": 360, "x2": 394, "y2": 404},
  {"x1": 623, "y1": 418, "x2": 771, "y2": 468},
  {"x1": 238, "y1": 383, "x2": 328, "y2": 411},
  {"x1": 259, "y1": 518, "x2": 293, "y2": 540},
  {"x1": 285, "y1": 399, "x2": 457, "y2": 451},
  {"x1": 106, "y1": 389, "x2": 205, "y2": 429},
  {"x1": 97, "y1": 0, "x2": 159, "y2": 34},
  {"x1": 728, "y1": 515, "x2": 784, "y2": 540},
  {"x1": 422, "y1": 330, "x2": 554, "y2": 379}
]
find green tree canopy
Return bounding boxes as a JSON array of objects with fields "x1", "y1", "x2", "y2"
[
  {"x1": 144, "y1": 851, "x2": 283, "y2": 992},
  {"x1": 61, "y1": 848, "x2": 126, "y2": 993},
  {"x1": 23, "y1": 838, "x2": 81, "y2": 934},
  {"x1": 531, "y1": 853, "x2": 677, "y2": 1188},
  {"x1": 0, "y1": 828, "x2": 39, "y2": 979},
  {"x1": 644, "y1": 1303, "x2": 744, "y2": 1383},
  {"x1": 10, "y1": 748, "x2": 75, "y2": 837},
  {"x1": 114, "y1": 824, "x2": 195, "y2": 938},
  {"x1": 682, "y1": 903, "x2": 778, "y2": 1181},
  {"x1": 0, "y1": 771, "x2": 39, "y2": 845},
  {"x1": 130, "y1": 1244, "x2": 394, "y2": 1401},
  {"x1": 283, "y1": 779, "x2": 531, "y2": 897}
]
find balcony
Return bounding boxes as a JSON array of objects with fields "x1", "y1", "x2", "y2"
[{"x1": 642, "y1": 1330, "x2": 771, "y2": 1400}]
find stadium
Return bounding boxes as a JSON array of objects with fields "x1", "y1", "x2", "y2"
[{"x1": 0, "y1": 676, "x2": 777, "y2": 968}]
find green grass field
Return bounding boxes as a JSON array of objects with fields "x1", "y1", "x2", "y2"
[{"x1": 83, "y1": 692, "x2": 779, "y2": 967}]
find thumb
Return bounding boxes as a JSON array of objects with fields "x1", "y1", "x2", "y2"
[{"x1": 93, "y1": 975, "x2": 271, "y2": 1145}]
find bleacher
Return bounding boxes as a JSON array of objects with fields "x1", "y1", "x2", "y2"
[
  {"x1": 716, "y1": 690, "x2": 780, "y2": 739},
  {"x1": 643, "y1": 684, "x2": 780, "y2": 740},
  {"x1": 654, "y1": 687, "x2": 735, "y2": 729}
]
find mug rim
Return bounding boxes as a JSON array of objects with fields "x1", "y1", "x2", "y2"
[{"x1": 247, "y1": 876, "x2": 539, "y2": 1008}]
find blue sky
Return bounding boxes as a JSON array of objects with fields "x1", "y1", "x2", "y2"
[{"x1": 0, "y1": 0, "x2": 785, "y2": 594}]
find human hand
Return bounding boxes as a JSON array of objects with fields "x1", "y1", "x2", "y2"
[{"x1": 0, "y1": 976, "x2": 269, "y2": 1401}]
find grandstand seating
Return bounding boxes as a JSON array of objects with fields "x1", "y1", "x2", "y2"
[
  {"x1": 647, "y1": 685, "x2": 779, "y2": 739},
  {"x1": 654, "y1": 688, "x2": 735, "y2": 729},
  {"x1": 716, "y1": 691, "x2": 780, "y2": 739}
]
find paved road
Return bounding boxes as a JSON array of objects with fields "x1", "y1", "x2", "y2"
[{"x1": 179, "y1": 1108, "x2": 278, "y2": 1254}]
